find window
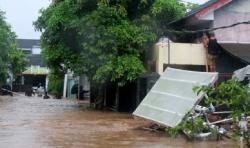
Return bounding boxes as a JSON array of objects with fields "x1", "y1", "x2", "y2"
[
  {"x1": 32, "y1": 46, "x2": 41, "y2": 55},
  {"x1": 21, "y1": 48, "x2": 32, "y2": 55}
]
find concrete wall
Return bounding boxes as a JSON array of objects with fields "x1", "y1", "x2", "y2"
[
  {"x1": 154, "y1": 43, "x2": 206, "y2": 74},
  {"x1": 214, "y1": 0, "x2": 250, "y2": 43}
]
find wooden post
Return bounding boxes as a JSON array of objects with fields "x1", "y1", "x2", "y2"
[
  {"x1": 205, "y1": 48, "x2": 209, "y2": 72},
  {"x1": 202, "y1": 34, "x2": 209, "y2": 72}
]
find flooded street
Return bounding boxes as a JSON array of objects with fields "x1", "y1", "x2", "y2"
[{"x1": 0, "y1": 95, "x2": 237, "y2": 148}]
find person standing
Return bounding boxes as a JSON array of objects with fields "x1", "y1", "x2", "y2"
[
  {"x1": 71, "y1": 83, "x2": 78, "y2": 99},
  {"x1": 207, "y1": 32, "x2": 221, "y2": 72}
]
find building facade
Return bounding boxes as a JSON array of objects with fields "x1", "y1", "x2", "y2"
[
  {"x1": 167, "y1": 0, "x2": 249, "y2": 79},
  {"x1": 14, "y1": 39, "x2": 49, "y2": 92}
]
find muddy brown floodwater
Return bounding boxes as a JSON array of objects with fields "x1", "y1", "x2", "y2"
[{"x1": 0, "y1": 95, "x2": 238, "y2": 148}]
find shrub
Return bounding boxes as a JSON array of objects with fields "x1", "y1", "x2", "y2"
[
  {"x1": 48, "y1": 72, "x2": 64, "y2": 99},
  {"x1": 193, "y1": 78, "x2": 250, "y2": 118}
]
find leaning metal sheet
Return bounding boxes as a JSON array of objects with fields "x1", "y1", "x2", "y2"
[
  {"x1": 233, "y1": 65, "x2": 250, "y2": 81},
  {"x1": 133, "y1": 67, "x2": 218, "y2": 127}
]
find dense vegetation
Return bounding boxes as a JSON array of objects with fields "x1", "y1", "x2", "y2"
[
  {"x1": 194, "y1": 78, "x2": 250, "y2": 118},
  {"x1": 34, "y1": 0, "x2": 186, "y2": 86},
  {"x1": 47, "y1": 69, "x2": 64, "y2": 98},
  {"x1": 166, "y1": 78, "x2": 250, "y2": 139},
  {"x1": 0, "y1": 10, "x2": 26, "y2": 84}
]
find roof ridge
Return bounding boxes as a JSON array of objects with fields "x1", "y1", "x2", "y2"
[{"x1": 186, "y1": 0, "x2": 218, "y2": 17}]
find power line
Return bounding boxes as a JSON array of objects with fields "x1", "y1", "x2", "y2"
[{"x1": 166, "y1": 20, "x2": 250, "y2": 34}]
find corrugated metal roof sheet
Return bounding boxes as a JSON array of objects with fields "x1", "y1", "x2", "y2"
[
  {"x1": 22, "y1": 66, "x2": 49, "y2": 75},
  {"x1": 133, "y1": 67, "x2": 218, "y2": 127},
  {"x1": 233, "y1": 65, "x2": 250, "y2": 81}
]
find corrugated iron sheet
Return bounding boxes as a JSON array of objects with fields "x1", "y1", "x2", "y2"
[{"x1": 133, "y1": 67, "x2": 218, "y2": 127}]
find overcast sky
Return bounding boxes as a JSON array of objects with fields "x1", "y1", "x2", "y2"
[{"x1": 0, "y1": 0, "x2": 208, "y2": 39}]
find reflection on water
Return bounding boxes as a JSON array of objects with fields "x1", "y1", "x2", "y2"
[{"x1": 0, "y1": 96, "x2": 237, "y2": 148}]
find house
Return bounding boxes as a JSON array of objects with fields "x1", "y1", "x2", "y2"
[
  {"x1": 92, "y1": 0, "x2": 250, "y2": 112},
  {"x1": 13, "y1": 39, "x2": 49, "y2": 92},
  {"x1": 166, "y1": 0, "x2": 250, "y2": 79}
]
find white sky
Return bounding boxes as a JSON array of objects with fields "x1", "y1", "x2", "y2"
[
  {"x1": 0, "y1": 0, "x2": 208, "y2": 39},
  {"x1": 0, "y1": 0, "x2": 51, "y2": 39},
  {"x1": 187, "y1": 0, "x2": 208, "y2": 4}
]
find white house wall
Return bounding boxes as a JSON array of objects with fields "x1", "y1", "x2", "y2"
[
  {"x1": 154, "y1": 43, "x2": 206, "y2": 74},
  {"x1": 214, "y1": 0, "x2": 250, "y2": 43}
]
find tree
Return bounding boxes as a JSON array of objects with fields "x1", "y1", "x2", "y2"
[
  {"x1": 8, "y1": 47, "x2": 27, "y2": 78},
  {"x1": 47, "y1": 69, "x2": 64, "y2": 99},
  {"x1": 0, "y1": 10, "x2": 26, "y2": 84},
  {"x1": 35, "y1": 0, "x2": 186, "y2": 86}
]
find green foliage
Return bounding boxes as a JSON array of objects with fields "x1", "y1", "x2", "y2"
[
  {"x1": 193, "y1": 78, "x2": 250, "y2": 145},
  {"x1": 9, "y1": 48, "x2": 27, "y2": 78},
  {"x1": 94, "y1": 54, "x2": 145, "y2": 86},
  {"x1": 165, "y1": 117, "x2": 214, "y2": 138},
  {"x1": 150, "y1": 0, "x2": 186, "y2": 36},
  {"x1": 34, "y1": 0, "x2": 186, "y2": 86},
  {"x1": 0, "y1": 10, "x2": 14, "y2": 83},
  {"x1": 181, "y1": 117, "x2": 205, "y2": 136},
  {"x1": 165, "y1": 125, "x2": 182, "y2": 138},
  {"x1": 185, "y1": 2, "x2": 199, "y2": 12},
  {"x1": 0, "y1": 10, "x2": 26, "y2": 84},
  {"x1": 166, "y1": 78, "x2": 249, "y2": 139},
  {"x1": 194, "y1": 78, "x2": 250, "y2": 118},
  {"x1": 151, "y1": 0, "x2": 185, "y2": 23},
  {"x1": 48, "y1": 70, "x2": 64, "y2": 98}
]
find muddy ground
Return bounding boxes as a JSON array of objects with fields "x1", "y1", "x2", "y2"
[{"x1": 0, "y1": 95, "x2": 237, "y2": 148}]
